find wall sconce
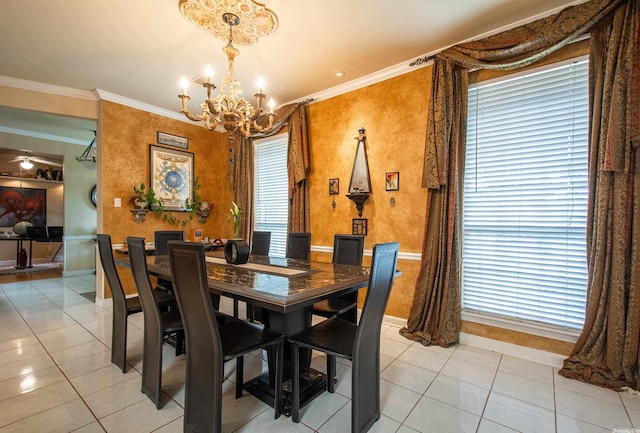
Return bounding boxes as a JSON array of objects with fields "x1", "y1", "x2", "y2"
[
  {"x1": 197, "y1": 201, "x2": 212, "y2": 224},
  {"x1": 346, "y1": 128, "x2": 371, "y2": 217},
  {"x1": 131, "y1": 209, "x2": 149, "y2": 224}
]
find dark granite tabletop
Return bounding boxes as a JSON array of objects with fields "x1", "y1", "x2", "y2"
[{"x1": 115, "y1": 251, "x2": 370, "y2": 313}]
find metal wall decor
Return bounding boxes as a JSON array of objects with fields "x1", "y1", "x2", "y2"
[{"x1": 346, "y1": 128, "x2": 371, "y2": 217}]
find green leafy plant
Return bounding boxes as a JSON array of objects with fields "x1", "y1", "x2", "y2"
[
  {"x1": 132, "y1": 177, "x2": 203, "y2": 227},
  {"x1": 227, "y1": 201, "x2": 242, "y2": 239}
]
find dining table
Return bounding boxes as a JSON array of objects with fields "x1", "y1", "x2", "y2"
[{"x1": 114, "y1": 248, "x2": 372, "y2": 415}]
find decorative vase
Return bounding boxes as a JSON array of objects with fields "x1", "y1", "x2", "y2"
[
  {"x1": 224, "y1": 239, "x2": 250, "y2": 264},
  {"x1": 133, "y1": 197, "x2": 148, "y2": 209}
]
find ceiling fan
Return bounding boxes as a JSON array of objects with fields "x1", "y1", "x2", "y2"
[{"x1": 10, "y1": 154, "x2": 63, "y2": 169}]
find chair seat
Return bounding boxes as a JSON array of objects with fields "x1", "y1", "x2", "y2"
[
  {"x1": 124, "y1": 297, "x2": 143, "y2": 314},
  {"x1": 220, "y1": 320, "x2": 284, "y2": 360},
  {"x1": 313, "y1": 298, "x2": 357, "y2": 317},
  {"x1": 289, "y1": 317, "x2": 356, "y2": 359},
  {"x1": 126, "y1": 290, "x2": 176, "y2": 314},
  {"x1": 153, "y1": 289, "x2": 177, "y2": 306},
  {"x1": 160, "y1": 309, "x2": 184, "y2": 334}
]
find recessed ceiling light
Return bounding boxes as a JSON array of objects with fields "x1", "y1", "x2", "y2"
[{"x1": 334, "y1": 71, "x2": 345, "y2": 77}]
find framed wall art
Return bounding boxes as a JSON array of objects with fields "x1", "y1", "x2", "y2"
[
  {"x1": 157, "y1": 131, "x2": 189, "y2": 149},
  {"x1": 352, "y1": 218, "x2": 368, "y2": 236},
  {"x1": 149, "y1": 145, "x2": 194, "y2": 211},
  {"x1": 329, "y1": 178, "x2": 339, "y2": 195},
  {"x1": 386, "y1": 171, "x2": 399, "y2": 191},
  {"x1": 0, "y1": 187, "x2": 47, "y2": 227}
]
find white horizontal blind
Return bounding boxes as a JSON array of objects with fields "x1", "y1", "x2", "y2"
[
  {"x1": 254, "y1": 136, "x2": 288, "y2": 257},
  {"x1": 463, "y1": 60, "x2": 589, "y2": 330}
]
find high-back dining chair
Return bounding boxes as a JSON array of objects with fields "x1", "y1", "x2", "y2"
[
  {"x1": 167, "y1": 241, "x2": 285, "y2": 433},
  {"x1": 153, "y1": 230, "x2": 184, "y2": 292},
  {"x1": 289, "y1": 242, "x2": 399, "y2": 433},
  {"x1": 96, "y1": 234, "x2": 175, "y2": 373},
  {"x1": 154, "y1": 230, "x2": 184, "y2": 255},
  {"x1": 286, "y1": 232, "x2": 311, "y2": 261},
  {"x1": 312, "y1": 234, "x2": 365, "y2": 323},
  {"x1": 128, "y1": 237, "x2": 184, "y2": 409},
  {"x1": 251, "y1": 231, "x2": 271, "y2": 256}
]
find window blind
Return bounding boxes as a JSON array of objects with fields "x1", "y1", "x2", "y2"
[
  {"x1": 254, "y1": 136, "x2": 288, "y2": 257},
  {"x1": 463, "y1": 59, "x2": 589, "y2": 330}
]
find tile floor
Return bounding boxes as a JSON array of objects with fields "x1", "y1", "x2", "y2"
[{"x1": 1, "y1": 274, "x2": 639, "y2": 432}]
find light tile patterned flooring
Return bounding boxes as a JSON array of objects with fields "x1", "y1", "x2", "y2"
[{"x1": 1, "y1": 274, "x2": 639, "y2": 432}]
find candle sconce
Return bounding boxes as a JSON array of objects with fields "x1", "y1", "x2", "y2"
[
  {"x1": 197, "y1": 201, "x2": 212, "y2": 224},
  {"x1": 346, "y1": 128, "x2": 371, "y2": 217},
  {"x1": 131, "y1": 209, "x2": 149, "y2": 224}
]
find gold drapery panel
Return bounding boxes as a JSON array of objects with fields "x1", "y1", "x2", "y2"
[
  {"x1": 233, "y1": 102, "x2": 311, "y2": 237},
  {"x1": 405, "y1": 0, "x2": 637, "y2": 370},
  {"x1": 287, "y1": 105, "x2": 311, "y2": 232},
  {"x1": 559, "y1": 0, "x2": 639, "y2": 390},
  {"x1": 401, "y1": 59, "x2": 467, "y2": 347}
]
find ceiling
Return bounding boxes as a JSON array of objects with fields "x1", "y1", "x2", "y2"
[{"x1": 0, "y1": 0, "x2": 584, "y2": 144}]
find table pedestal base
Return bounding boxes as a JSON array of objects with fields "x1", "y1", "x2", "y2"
[{"x1": 244, "y1": 368, "x2": 327, "y2": 416}]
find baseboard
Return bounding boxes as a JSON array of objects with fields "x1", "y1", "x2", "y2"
[
  {"x1": 62, "y1": 268, "x2": 96, "y2": 277},
  {"x1": 382, "y1": 313, "x2": 565, "y2": 368}
]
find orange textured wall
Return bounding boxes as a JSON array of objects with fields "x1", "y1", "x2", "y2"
[
  {"x1": 100, "y1": 101, "x2": 234, "y2": 295},
  {"x1": 307, "y1": 66, "x2": 432, "y2": 319}
]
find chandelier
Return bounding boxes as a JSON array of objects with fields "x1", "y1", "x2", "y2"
[{"x1": 178, "y1": 0, "x2": 279, "y2": 143}]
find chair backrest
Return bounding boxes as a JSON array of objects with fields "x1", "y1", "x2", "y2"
[
  {"x1": 167, "y1": 241, "x2": 224, "y2": 432},
  {"x1": 154, "y1": 230, "x2": 184, "y2": 255},
  {"x1": 96, "y1": 234, "x2": 128, "y2": 311},
  {"x1": 127, "y1": 237, "x2": 163, "y2": 338},
  {"x1": 286, "y1": 232, "x2": 311, "y2": 261},
  {"x1": 47, "y1": 226, "x2": 63, "y2": 239},
  {"x1": 251, "y1": 231, "x2": 271, "y2": 256},
  {"x1": 354, "y1": 242, "x2": 399, "y2": 356},
  {"x1": 333, "y1": 234, "x2": 365, "y2": 266}
]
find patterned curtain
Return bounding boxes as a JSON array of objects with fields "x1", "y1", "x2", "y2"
[
  {"x1": 401, "y1": 0, "x2": 633, "y2": 357},
  {"x1": 232, "y1": 102, "x2": 311, "y2": 237},
  {"x1": 400, "y1": 59, "x2": 467, "y2": 347},
  {"x1": 287, "y1": 105, "x2": 311, "y2": 232},
  {"x1": 559, "y1": 0, "x2": 640, "y2": 390}
]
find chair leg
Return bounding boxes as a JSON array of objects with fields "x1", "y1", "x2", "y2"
[
  {"x1": 233, "y1": 299, "x2": 239, "y2": 318},
  {"x1": 111, "y1": 311, "x2": 128, "y2": 373},
  {"x1": 235, "y1": 356, "x2": 244, "y2": 399},
  {"x1": 291, "y1": 342, "x2": 300, "y2": 423},
  {"x1": 327, "y1": 355, "x2": 336, "y2": 393},
  {"x1": 273, "y1": 337, "x2": 284, "y2": 419},
  {"x1": 175, "y1": 331, "x2": 184, "y2": 356}
]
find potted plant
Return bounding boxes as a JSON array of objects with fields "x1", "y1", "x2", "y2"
[
  {"x1": 131, "y1": 183, "x2": 156, "y2": 209},
  {"x1": 224, "y1": 201, "x2": 249, "y2": 264},
  {"x1": 228, "y1": 201, "x2": 242, "y2": 239}
]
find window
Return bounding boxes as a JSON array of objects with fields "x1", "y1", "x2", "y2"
[
  {"x1": 254, "y1": 135, "x2": 288, "y2": 257},
  {"x1": 463, "y1": 59, "x2": 589, "y2": 331}
]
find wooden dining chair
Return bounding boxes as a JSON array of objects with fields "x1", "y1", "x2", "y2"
[
  {"x1": 286, "y1": 232, "x2": 311, "y2": 261},
  {"x1": 127, "y1": 237, "x2": 184, "y2": 409},
  {"x1": 312, "y1": 234, "x2": 365, "y2": 323},
  {"x1": 96, "y1": 234, "x2": 175, "y2": 373},
  {"x1": 251, "y1": 231, "x2": 271, "y2": 256},
  {"x1": 289, "y1": 242, "x2": 399, "y2": 433},
  {"x1": 167, "y1": 241, "x2": 285, "y2": 433}
]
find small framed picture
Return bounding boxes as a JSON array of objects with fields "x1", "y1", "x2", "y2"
[
  {"x1": 352, "y1": 218, "x2": 368, "y2": 236},
  {"x1": 157, "y1": 131, "x2": 189, "y2": 149},
  {"x1": 386, "y1": 172, "x2": 399, "y2": 191},
  {"x1": 329, "y1": 178, "x2": 339, "y2": 195}
]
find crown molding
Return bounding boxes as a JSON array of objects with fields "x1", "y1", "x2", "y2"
[
  {"x1": 0, "y1": 125, "x2": 89, "y2": 145},
  {"x1": 0, "y1": 75, "x2": 97, "y2": 100},
  {"x1": 93, "y1": 89, "x2": 190, "y2": 123}
]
